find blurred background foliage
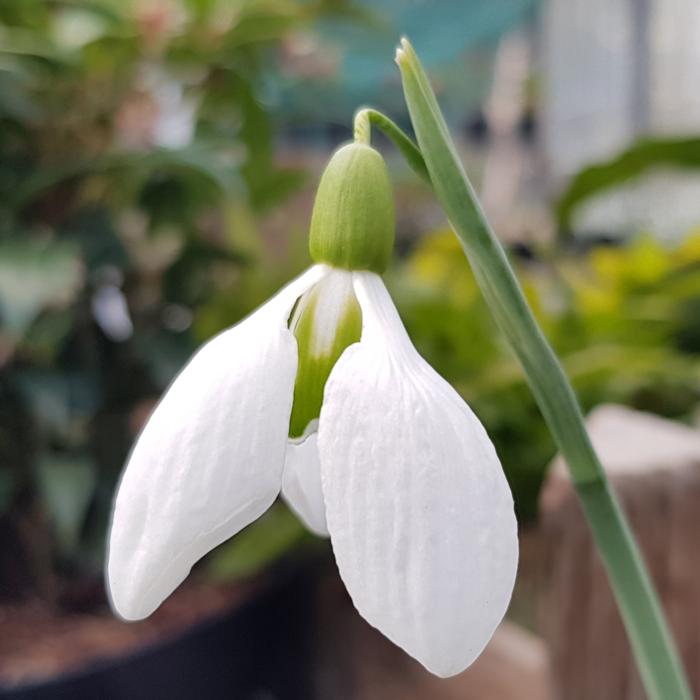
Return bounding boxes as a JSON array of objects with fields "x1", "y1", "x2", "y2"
[
  {"x1": 555, "y1": 137, "x2": 700, "y2": 235},
  {"x1": 1, "y1": 0, "x2": 699, "y2": 604},
  {"x1": 0, "y1": 0, "x2": 356, "y2": 599}
]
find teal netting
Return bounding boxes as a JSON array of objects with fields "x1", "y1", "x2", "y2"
[{"x1": 265, "y1": 0, "x2": 538, "y2": 128}]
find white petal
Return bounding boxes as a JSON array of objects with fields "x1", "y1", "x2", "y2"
[
  {"x1": 107, "y1": 264, "x2": 328, "y2": 620},
  {"x1": 318, "y1": 271, "x2": 518, "y2": 677},
  {"x1": 281, "y1": 420, "x2": 328, "y2": 537}
]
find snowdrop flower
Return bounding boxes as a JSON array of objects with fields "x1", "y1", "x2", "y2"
[{"x1": 107, "y1": 142, "x2": 518, "y2": 677}]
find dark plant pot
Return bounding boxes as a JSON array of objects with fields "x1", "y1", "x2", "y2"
[{"x1": 1, "y1": 563, "x2": 318, "y2": 700}]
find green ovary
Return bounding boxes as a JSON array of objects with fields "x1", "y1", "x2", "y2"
[{"x1": 288, "y1": 272, "x2": 362, "y2": 438}]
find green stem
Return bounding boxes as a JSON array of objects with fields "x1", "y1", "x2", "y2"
[
  {"x1": 394, "y1": 38, "x2": 692, "y2": 700},
  {"x1": 353, "y1": 107, "x2": 430, "y2": 182},
  {"x1": 353, "y1": 109, "x2": 372, "y2": 144}
]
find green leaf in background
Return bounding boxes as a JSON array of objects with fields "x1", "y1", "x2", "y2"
[
  {"x1": 0, "y1": 66, "x2": 41, "y2": 121},
  {"x1": 232, "y1": 71, "x2": 306, "y2": 210},
  {"x1": 16, "y1": 369, "x2": 99, "y2": 440},
  {"x1": 556, "y1": 137, "x2": 700, "y2": 234},
  {"x1": 36, "y1": 453, "x2": 96, "y2": 556},
  {"x1": 207, "y1": 502, "x2": 308, "y2": 581},
  {"x1": 14, "y1": 144, "x2": 243, "y2": 211},
  {"x1": 0, "y1": 240, "x2": 82, "y2": 338}
]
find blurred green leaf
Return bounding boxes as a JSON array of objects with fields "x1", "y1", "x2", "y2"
[
  {"x1": 225, "y1": 2, "x2": 307, "y2": 49},
  {"x1": 21, "y1": 310, "x2": 74, "y2": 360},
  {"x1": 556, "y1": 137, "x2": 700, "y2": 234},
  {"x1": 36, "y1": 453, "x2": 95, "y2": 555},
  {"x1": 16, "y1": 370, "x2": 99, "y2": 439},
  {"x1": 0, "y1": 67, "x2": 40, "y2": 121},
  {"x1": 14, "y1": 144, "x2": 242, "y2": 209},
  {"x1": 164, "y1": 238, "x2": 249, "y2": 305},
  {"x1": 0, "y1": 240, "x2": 82, "y2": 337},
  {"x1": 208, "y1": 502, "x2": 307, "y2": 580}
]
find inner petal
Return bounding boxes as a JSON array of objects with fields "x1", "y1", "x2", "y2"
[
  {"x1": 282, "y1": 420, "x2": 328, "y2": 536},
  {"x1": 288, "y1": 269, "x2": 362, "y2": 438}
]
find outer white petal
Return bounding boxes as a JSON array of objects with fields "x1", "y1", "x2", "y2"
[
  {"x1": 107, "y1": 265, "x2": 327, "y2": 620},
  {"x1": 281, "y1": 421, "x2": 328, "y2": 537},
  {"x1": 318, "y1": 271, "x2": 518, "y2": 677}
]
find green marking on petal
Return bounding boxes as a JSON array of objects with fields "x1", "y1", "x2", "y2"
[{"x1": 288, "y1": 270, "x2": 362, "y2": 438}]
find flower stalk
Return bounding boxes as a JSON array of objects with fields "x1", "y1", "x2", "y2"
[
  {"x1": 353, "y1": 107, "x2": 430, "y2": 182},
  {"x1": 389, "y1": 37, "x2": 692, "y2": 700}
]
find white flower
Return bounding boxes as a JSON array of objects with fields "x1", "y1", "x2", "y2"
[{"x1": 107, "y1": 262, "x2": 518, "y2": 678}]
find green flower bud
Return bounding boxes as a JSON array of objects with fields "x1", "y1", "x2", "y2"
[{"x1": 309, "y1": 142, "x2": 395, "y2": 274}]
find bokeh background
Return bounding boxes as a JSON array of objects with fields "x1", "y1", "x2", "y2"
[{"x1": 1, "y1": 1, "x2": 699, "y2": 698}]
